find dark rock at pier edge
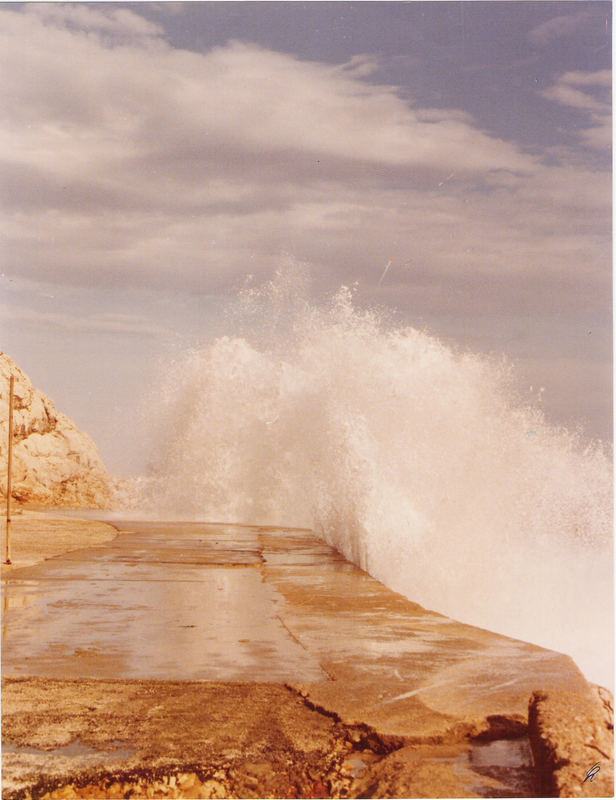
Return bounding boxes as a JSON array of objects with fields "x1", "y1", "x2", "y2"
[{"x1": 529, "y1": 684, "x2": 614, "y2": 797}]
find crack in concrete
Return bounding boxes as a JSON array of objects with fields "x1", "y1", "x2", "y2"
[
  {"x1": 285, "y1": 684, "x2": 404, "y2": 756},
  {"x1": 274, "y1": 615, "x2": 336, "y2": 681}
]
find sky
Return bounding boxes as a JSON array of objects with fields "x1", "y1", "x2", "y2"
[{"x1": 0, "y1": 1, "x2": 612, "y2": 475}]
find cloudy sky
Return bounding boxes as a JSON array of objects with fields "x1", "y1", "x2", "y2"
[{"x1": 0, "y1": 1, "x2": 611, "y2": 475}]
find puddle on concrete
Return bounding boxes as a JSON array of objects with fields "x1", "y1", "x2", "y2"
[
  {"x1": 468, "y1": 736, "x2": 537, "y2": 797},
  {"x1": 471, "y1": 737, "x2": 532, "y2": 768},
  {"x1": 395, "y1": 737, "x2": 537, "y2": 797},
  {"x1": 344, "y1": 754, "x2": 371, "y2": 777},
  {"x1": 2, "y1": 738, "x2": 135, "y2": 762},
  {"x1": 2, "y1": 743, "x2": 48, "y2": 756},
  {"x1": 3, "y1": 589, "x2": 35, "y2": 611}
]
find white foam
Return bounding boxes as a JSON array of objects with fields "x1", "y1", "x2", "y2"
[{"x1": 140, "y1": 273, "x2": 613, "y2": 688}]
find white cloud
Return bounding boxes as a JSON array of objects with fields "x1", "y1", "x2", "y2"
[
  {"x1": 0, "y1": 7, "x2": 537, "y2": 178},
  {"x1": 581, "y1": 116, "x2": 612, "y2": 150},
  {"x1": 560, "y1": 70, "x2": 612, "y2": 88},
  {"x1": 0, "y1": 4, "x2": 610, "y2": 321},
  {"x1": 542, "y1": 84, "x2": 605, "y2": 113},
  {"x1": 24, "y1": 3, "x2": 163, "y2": 39},
  {"x1": 541, "y1": 70, "x2": 611, "y2": 152}
]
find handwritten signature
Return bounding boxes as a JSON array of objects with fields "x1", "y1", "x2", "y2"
[{"x1": 583, "y1": 763, "x2": 601, "y2": 783}]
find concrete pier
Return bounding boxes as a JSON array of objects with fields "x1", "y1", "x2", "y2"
[{"x1": 2, "y1": 520, "x2": 612, "y2": 798}]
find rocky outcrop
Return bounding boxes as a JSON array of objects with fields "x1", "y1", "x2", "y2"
[
  {"x1": 529, "y1": 685, "x2": 614, "y2": 797},
  {"x1": 0, "y1": 353, "x2": 113, "y2": 508}
]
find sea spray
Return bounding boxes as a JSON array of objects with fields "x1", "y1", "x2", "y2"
[{"x1": 142, "y1": 275, "x2": 613, "y2": 687}]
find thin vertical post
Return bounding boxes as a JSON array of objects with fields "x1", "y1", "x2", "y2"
[{"x1": 5, "y1": 375, "x2": 14, "y2": 565}]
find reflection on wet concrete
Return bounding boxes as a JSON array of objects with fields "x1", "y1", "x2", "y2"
[
  {"x1": 471, "y1": 737, "x2": 532, "y2": 768},
  {"x1": 2, "y1": 519, "x2": 589, "y2": 736},
  {"x1": 3, "y1": 518, "x2": 588, "y2": 713},
  {"x1": 469, "y1": 737, "x2": 536, "y2": 797},
  {"x1": 350, "y1": 737, "x2": 538, "y2": 798},
  {"x1": 2, "y1": 739, "x2": 135, "y2": 762},
  {"x1": 2, "y1": 523, "x2": 328, "y2": 681}
]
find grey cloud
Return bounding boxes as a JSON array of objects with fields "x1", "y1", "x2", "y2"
[
  {"x1": 0, "y1": 160, "x2": 136, "y2": 214},
  {"x1": 373, "y1": 267, "x2": 611, "y2": 320},
  {"x1": 1, "y1": 158, "x2": 609, "y2": 317},
  {"x1": 0, "y1": 303, "x2": 170, "y2": 336}
]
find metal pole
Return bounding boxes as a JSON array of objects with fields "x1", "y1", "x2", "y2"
[{"x1": 5, "y1": 375, "x2": 14, "y2": 565}]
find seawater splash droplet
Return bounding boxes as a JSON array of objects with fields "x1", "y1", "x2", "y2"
[{"x1": 140, "y1": 273, "x2": 613, "y2": 688}]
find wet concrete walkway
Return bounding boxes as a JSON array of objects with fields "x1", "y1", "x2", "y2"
[
  {"x1": 2, "y1": 522, "x2": 333, "y2": 682},
  {"x1": 2, "y1": 519, "x2": 589, "y2": 736},
  {"x1": 2, "y1": 519, "x2": 599, "y2": 798}
]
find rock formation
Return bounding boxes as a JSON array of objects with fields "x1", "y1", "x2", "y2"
[
  {"x1": 0, "y1": 353, "x2": 113, "y2": 508},
  {"x1": 529, "y1": 685, "x2": 614, "y2": 797}
]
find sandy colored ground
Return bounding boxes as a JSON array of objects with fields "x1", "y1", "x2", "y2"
[
  {"x1": 3, "y1": 678, "x2": 386, "y2": 800},
  {"x1": 1, "y1": 509, "x2": 117, "y2": 573}
]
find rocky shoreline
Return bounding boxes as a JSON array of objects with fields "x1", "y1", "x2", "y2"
[{"x1": 0, "y1": 354, "x2": 114, "y2": 508}]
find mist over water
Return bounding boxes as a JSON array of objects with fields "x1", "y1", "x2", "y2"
[{"x1": 143, "y1": 274, "x2": 613, "y2": 688}]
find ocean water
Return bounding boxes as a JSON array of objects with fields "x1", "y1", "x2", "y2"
[{"x1": 141, "y1": 274, "x2": 613, "y2": 688}]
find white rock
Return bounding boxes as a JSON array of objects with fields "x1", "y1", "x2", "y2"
[{"x1": 0, "y1": 353, "x2": 113, "y2": 508}]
